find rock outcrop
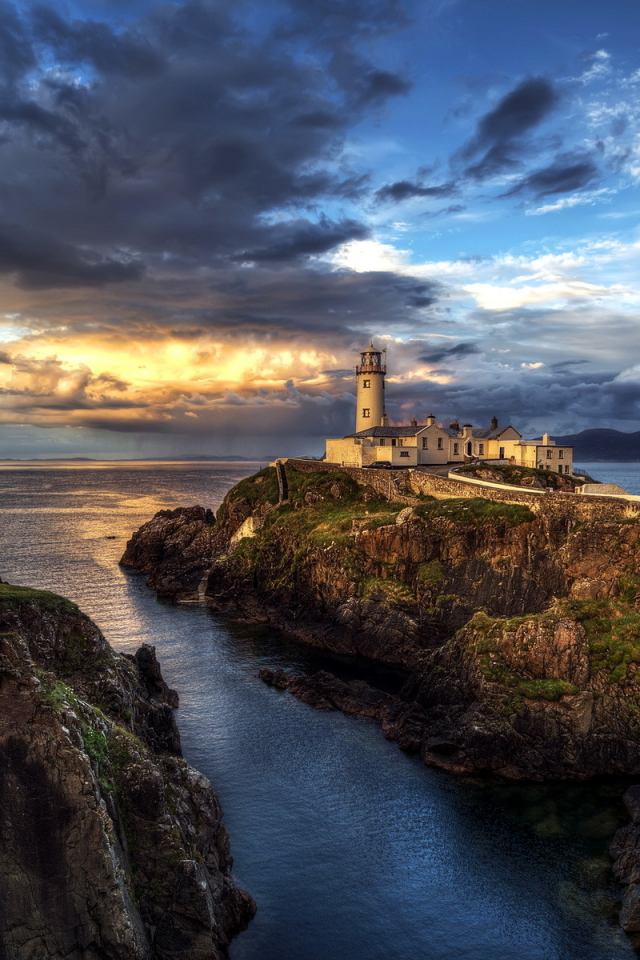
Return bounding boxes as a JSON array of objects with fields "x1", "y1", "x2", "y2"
[
  {"x1": 121, "y1": 464, "x2": 640, "y2": 783},
  {"x1": 0, "y1": 582, "x2": 255, "y2": 960}
]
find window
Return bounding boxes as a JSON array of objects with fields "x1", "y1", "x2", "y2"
[
  {"x1": 363, "y1": 380, "x2": 371, "y2": 388},
  {"x1": 380, "y1": 439, "x2": 385, "y2": 446},
  {"x1": 400, "y1": 451, "x2": 410, "y2": 458},
  {"x1": 558, "y1": 450, "x2": 564, "y2": 459},
  {"x1": 437, "y1": 437, "x2": 443, "y2": 450},
  {"x1": 398, "y1": 439, "x2": 403, "y2": 447},
  {"x1": 478, "y1": 443, "x2": 484, "y2": 456},
  {"x1": 453, "y1": 443, "x2": 459, "y2": 455},
  {"x1": 362, "y1": 408, "x2": 370, "y2": 418},
  {"x1": 422, "y1": 438, "x2": 428, "y2": 449},
  {"x1": 391, "y1": 439, "x2": 397, "y2": 446},
  {"x1": 546, "y1": 449, "x2": 552, "y2": 459},
  {"x1": 499, "y1": 446, "x2": 505, "y2": 459}
]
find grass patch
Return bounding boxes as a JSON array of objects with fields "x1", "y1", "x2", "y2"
[
  {"x1": 362, "y1": 576, "x2": 416, "y2": 605},
  {"x1": 517, "y1": 678, "x2": 580, "y2": 700},
  {"x1": 559, "y1": 597, "x2": 640, "y2": 680},
  {"x1": 415, "y1": 497, "x2": 534, "y2": 527},
  {"x1": 417, "y1": 560, "x2": 444, "y2": 586},
  {"x1": 224, "y1": 466, "x2": 280, "y2": 506},
  {"x1": 0, "y1": 582, "x2": 79, "y2": 613},
  {"x1": 37, "y1": 675, "x2": 76, "y2": 711}
]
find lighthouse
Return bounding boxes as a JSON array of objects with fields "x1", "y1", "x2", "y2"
[{"x1": 355, "y1": 342, "x2": 386, "y2": 433}]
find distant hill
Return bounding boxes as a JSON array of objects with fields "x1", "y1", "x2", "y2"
[{"x1": 549, "y1": 429, "x2": 640, "y2": 461}]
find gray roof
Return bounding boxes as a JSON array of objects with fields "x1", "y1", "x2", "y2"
[
  {"x1": 470, "y1": 426, "x2": 519, "y2": 440},
  {"x1": 348, "y1": 423, "x2": 522, "y2": 440},
  {"x1": 350, "y1": 426, "x2": 423, "y2": 438}
]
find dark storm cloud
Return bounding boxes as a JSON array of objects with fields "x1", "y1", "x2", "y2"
[
  {"x1": 0, "y1": 223, "x2": 144, "y2": 289},
  {"x1": 356, "y1": 70, "x2": 411, "y2": 105},
  {"x1": 32, "y1": 6, "x2": 165, "y2": 78},
  {"x1": 0, "y1": 351, "x2": 12, "y2": 364},
  {"x1": 419, "y1": 342, "x2": 480, "y2": 363},
  {"x1": 503, "y1": 153, "x2": 599, "y2": 198},
  {"x1": 375, "y1": 179, "x2": 456, "y2": 203},
  {"x1": 0, "y1": 1, "x2": 34, "y2": 85},
  {"x1": 381, "y1": 364, "x2": 640, "y2": 435},
  {"x1": 0, "y1": 0, "x2": 412, "y2": 292},
  {"x1": 236, "y1": 218, "x2": 370, "y2": 263},
  {"x1": 461, "y1": 77, "x2": 559, "y2": 180},
  {"x1": 550, "y1": 359, "x2": 590, "y2": 370}
]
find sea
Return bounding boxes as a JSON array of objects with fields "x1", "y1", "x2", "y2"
[{"x1": 1, "y1": 459, "x2": 640, "y2": 960}]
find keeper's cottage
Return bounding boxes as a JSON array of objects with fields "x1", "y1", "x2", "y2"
[{"x1": 325, "y1": 343, "x2": 573, "y2": 474}]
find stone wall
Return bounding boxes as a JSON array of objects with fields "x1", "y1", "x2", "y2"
[{"x1": 285, "y1": 459, "x2": 640, "y2": 522}]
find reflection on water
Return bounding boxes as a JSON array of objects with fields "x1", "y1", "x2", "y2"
[{"x1": 0, "y1": 462, "x2": 638, "y2": 960}]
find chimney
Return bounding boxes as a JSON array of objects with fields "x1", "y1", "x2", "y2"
[
  {"x1": 426, "y1": 413, "x2": 436, "y2": 426},
  {"x1": 491, "y1": 416, "x2": 498, "y2": 431},
  {"x1": 462, "y1": 423, "x2": 473, "y2": 438},
  {"x1": 542, "y1": 432, "x2": 550, "y2": 444},
  {"x1": 381, "y1": 414, "x2": 389, "y2": 426},
  {"x1": 411, "y1": 416, "x2": 418, "y2": 427},
  {"x1": 449, "y1": 419, "x2": 460, "y2": 432}
]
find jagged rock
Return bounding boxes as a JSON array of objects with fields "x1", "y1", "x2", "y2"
[
  {"x1": 0, "y1": 583, "x2": 255, "y2": 960},
  {"x1": 121, "y1": 506, "x2": 217, "y2": 600}
]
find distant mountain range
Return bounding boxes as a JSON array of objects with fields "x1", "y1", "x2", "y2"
[{"x1": 547, "y1": 429, "x2": 640, "y2": 461}]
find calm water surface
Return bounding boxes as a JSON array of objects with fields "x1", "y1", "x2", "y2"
[{"x1": 1, "y1": 460, "x2": 639, "y2": 960}]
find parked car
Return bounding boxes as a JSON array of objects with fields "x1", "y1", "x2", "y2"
[{"x1": 363, "y1": 461, "x2": 395, "y2": 470}]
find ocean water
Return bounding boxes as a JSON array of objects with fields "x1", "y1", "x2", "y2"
[{"x1": 0, "y1": 460, "x2": 639, "y2": 960}]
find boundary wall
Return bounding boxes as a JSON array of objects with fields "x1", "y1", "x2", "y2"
[{"x1": 284, "y1": 459, "x2": 640, "y2": 522}]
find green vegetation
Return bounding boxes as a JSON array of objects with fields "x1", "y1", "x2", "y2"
[
  {"x1": 38, "y1": 677, "x2": 76, "y2": 711},
  {"x1": 415, "y1": 496, "x2": 534, "y2": 527},
  {"x1": 225, "y1": 466, "x2": 280, "y2": 506},
  {"x1": 517, "y1": 678, "x2": 580, "y2": 700},
  {"x1": 477, "y1": 648, "x2": 580, "y2": 702},
  {"x1": 558, "y1": 596, "x2": 640, "y2": 681},
  {"x1": 362, "y1": 576, "x2": 416, "y2": 605},
  {"x1": 258, "y1": 469, "x2": 399, "y2": 546},
  {"x1": 417, "y1": 560, "x2": 444, "y2": 586},
  {"x1": 83, "y1": 727, "x2": 108, "y2": 766},
  {"x1": 0, "y1": 582, "x2": 79, "y2": 613}
]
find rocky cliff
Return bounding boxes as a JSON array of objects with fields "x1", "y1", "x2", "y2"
[
  {"x1": 121, "y1": 464, "x2": 640, "y2": 782},
  {"x1": 0, "y1": 580, "x2": 255, "y2": 960}
]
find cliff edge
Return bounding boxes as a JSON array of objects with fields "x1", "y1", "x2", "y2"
[
  {"x1": 121, "y1": 464, "x2": 640, "y2": 782},
  {"x1": 0, "y1": 580, "x2": 255, "y2": 960}
]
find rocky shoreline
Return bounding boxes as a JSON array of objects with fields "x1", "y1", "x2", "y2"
[
  {"x1": 0, "y1": 578, "x2": 255, "y2": 960},
  {"x1": 120, "y1": 461, "x2": 640, "y2": 934}
]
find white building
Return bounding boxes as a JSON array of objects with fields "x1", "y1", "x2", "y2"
[{"x1": 325, "y1": 344, "x2": 573, "y2": 474}]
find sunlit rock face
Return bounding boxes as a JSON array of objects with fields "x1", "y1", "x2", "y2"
[
  {"x1": 122, "y1": 464, "x2": 640, "y2": 782},
  {"x1": 0, "y1": 582, "x2": 255, "y2": 960}
]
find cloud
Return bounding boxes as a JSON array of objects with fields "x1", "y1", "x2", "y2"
[
  {"x1": 419, "y1": 342, "x2": 480, "y2": 363},
  {"x1": 461, "y1": 77, "x2": 559, "y2": 180},
  {"x1": 503, "y1": 153, "x2": 599, "y2": 199},
  {"x1": 526, "y1": 188, "x2": 613, "y2": 215},
  {"x1": 375, "y1": 179, "x2": 456, "y2": 203},
  {"x1": 236, "y1": 217, "x2": 370, "y2": 263},
  {"x1": 0, "y1": 223, "x2": 144, "y2": 289}
]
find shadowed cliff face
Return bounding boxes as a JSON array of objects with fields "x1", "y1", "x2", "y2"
[{"x1": 0, "y1": 583, "x2": 255, "y2": 960}]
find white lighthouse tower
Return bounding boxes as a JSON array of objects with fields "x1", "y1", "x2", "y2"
[{"x1": 355, "y1": 342, "x2": 386, "y2": 433}]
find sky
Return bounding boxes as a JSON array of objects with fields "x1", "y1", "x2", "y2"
[{"x1": 1, "y1": 0, "x2": 640, "y2": 458}]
